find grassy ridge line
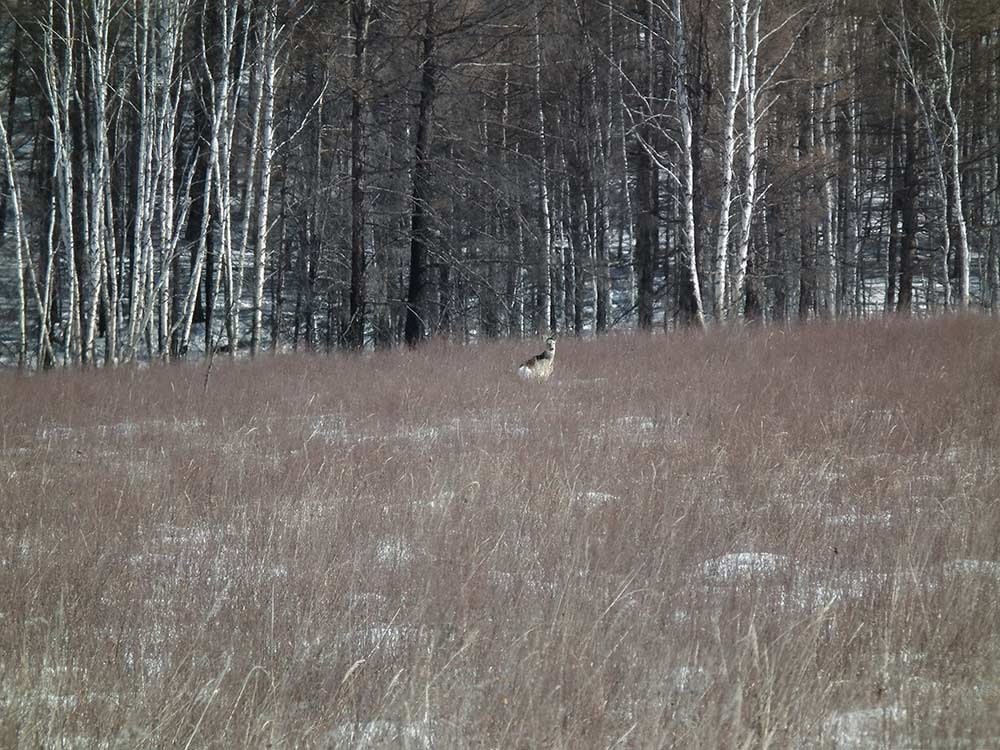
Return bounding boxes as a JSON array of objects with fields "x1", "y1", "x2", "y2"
[{"x1": 1, "y1": 315, "x2": 999, "y2": 747}]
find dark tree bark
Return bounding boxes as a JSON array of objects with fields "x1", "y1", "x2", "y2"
[
  {"x1": 897, "y1": 95, "x2": 918, "y2": 314},
  {"x1": 404, "y1": 0, "x2": 436, "y2": 347},
  {"x1": 886, "y1": 101, "x2": 900, "y2": 313},
  {"x1": 347, "y1": 0, "x2": 370, "y2": 350}
]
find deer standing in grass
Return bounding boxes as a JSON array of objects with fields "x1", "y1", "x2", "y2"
[{"x1": 518, "y1": 337, "x2": 556, "y2": 380}]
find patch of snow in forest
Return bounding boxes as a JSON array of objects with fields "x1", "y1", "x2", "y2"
[
  {"x1": 35, "y1": 418, "x2": 208, "y2": 444},
  {"x1": 826, "y1": 510, "x2": 893, "y2": 527},
  {"x1": 823, "y1": 705, "x2": 906, "y2": 749},
  {"x1": 942, "y1": 445, "x2": 965, "y2": 464},
  {"x1": 120, "y1": 643, "x2": 171, "y2": 680},
  {"x1": 781, "y1": 572, "x2": 879, "y2": 610},
  {"x1": 699, "y1": 552, "x2": 787, "y2": 582},
  {"x1": 669, "y1": 665, "x2": 709, "y2": 694},
  {"x1": 324, "y1": 719, "x2": 433, "y2": 749},
  {"x1": 349, "y1": 592, "x2": 387, "y2": 610},
  {"x1": 126, "y1": 524, "x2": 228, "y2": 578},
  {"x1": 398, "y1": 424, "x2": 444, "y2": 443},
  {"x1": 36, "y1": 425, "x2": 76, "y2": 441},
  {"x1": 344, "y1": 623, "x2": 421, "y2": 654},
  {"x1": 27, "y1": 664, "x2": 85, "y2": 711},
  {"x1": 617, "y1": 416, "x2": 658, "y2": 433},
  {"x1": 375, "y1": 537, "x2": 414, "y2": 566},
  {"x1": 306, "y1": 414, "x2": 349, "y2": 442},
  {"x1": 155, "y1": 524, "x2": 220, "y2": 550},
  {"x1": 694, "y1": 555, "x2": 909, "y2": 609},
  {"x1": 91, "y1": 421, "x2": 142, "y2": 438},
  {"x1": 579, "y1": 490, "x2": 619, "y2": 507},
  {"x1": 943, "y1": 559, "x2": 1000, "y2": 578}
]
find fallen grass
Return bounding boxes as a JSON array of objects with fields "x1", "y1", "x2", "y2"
[{"x1": 1, "y1": 315, "x2": 1000, "y2": 747}]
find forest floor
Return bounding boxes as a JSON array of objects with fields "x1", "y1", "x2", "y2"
[{"x1": 2, "y1": 315, "x2": 1000, "y2": 748}]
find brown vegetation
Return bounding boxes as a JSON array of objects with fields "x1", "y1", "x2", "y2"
[{"x1": 2, "y1": 316, "x2": 1000, "y2": 747}]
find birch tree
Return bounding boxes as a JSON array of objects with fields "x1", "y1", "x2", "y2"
[
  {"x1": 673, "y1": 0, "x2": 706, "y2": 326},
  {"x1": 251, "y1": 1, "x2": 282, "y2": 355},
  {"x1": 713, "y1": 0, "x2": 749, "y2": 319},
  {"x1": 532, "y1": 0, "x2": 553, "y2": 335}
]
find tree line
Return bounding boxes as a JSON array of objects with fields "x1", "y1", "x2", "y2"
[{"x1": 0, "y1": 0, "x2": 997, "y2": 369}]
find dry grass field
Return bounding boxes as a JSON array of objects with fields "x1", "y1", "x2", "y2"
[{"x1": 2, "y1": 315, "x2": 1000, "y2": 748}]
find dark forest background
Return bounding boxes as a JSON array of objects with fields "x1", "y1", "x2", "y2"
[{"x1": 0, "y1": 0, "x2": 998, "y2": 369}]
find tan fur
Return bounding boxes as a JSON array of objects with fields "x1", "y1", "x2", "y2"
[{"x1": 518, "y1": 337, "x2": 556, "y2": 380}]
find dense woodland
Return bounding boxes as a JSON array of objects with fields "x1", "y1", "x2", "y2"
[{"x1": 0, "y1": 0, "x2": 997, "y2": 368}]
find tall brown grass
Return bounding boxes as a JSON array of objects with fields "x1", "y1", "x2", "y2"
[{"x1": 2, "y1": 315, "x2": 999, "y2": 747}]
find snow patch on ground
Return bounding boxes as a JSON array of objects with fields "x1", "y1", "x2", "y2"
[
  {"x1": 943, "y1": 559, "x2": 1000, "y2": 578},
  {"x1": 578, "y1": 490, "x2": 619, "y2": 507},
  {"x1": 826, "y1": 510, "x2": 893, "y2": 527},
  {"x1": 324, "y1": 719, "x2": 433, "y2": 749},
  {"x1": 699, "y1": 552, "x2": 787, "y2": 582},
  {"x1": 824, "y1": 705, "x2": 906, "y2": 749},
  {"x1": 306, "y1": 414, "x2": 349, "y2": 442},
  {"x1": 375, "y1": 537, "x2": 414, "y2": 566},
  {"x1": 616, "y1": 416, "x2": 658, "y2": 434},
  {"x1": 669, "y1": 665, "x2": 709, "y2": 694}
]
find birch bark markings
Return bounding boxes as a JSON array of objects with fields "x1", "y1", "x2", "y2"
[
  {"x1": 177, "y1": 0, "x2": 239, "y2": 354},
  {"x1": 251, "y1": 3, "x2": 280, "y2": 356},
  {"x1": 0, "y1": 111, "x2": 28, "y2": 367},
  {"x1": 673, "y1": 0, "x2": 706, "y2": 327},
  {"x1": 713, "y1": 0, "x2": 748, "y2": 320},
  {"x1": 731, "y1": 0, "x2": 761, "y2": 319},
  {"x1": 928, "y1": 0, "x2": 969, "y2": 307},
  {"x1": 41, "y1": 0, "x2": 80, "y2": 364},
  {"x1": 819, "y1": 22, "x2": 837, "y2": 318},
  {"x1": 533, "y1": 1, "x2": 553, "y2": 335}
]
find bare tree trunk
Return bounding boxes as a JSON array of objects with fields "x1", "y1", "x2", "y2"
[
  {"x1": 819, "y1": 27, "x2": 837, "y2": 318},
  {"x1": 42, "y1": 0, "x2": 81, "y2": 364},
  {"x1": 252, "y1": 2, "x2": 280, "y2": 355},
  {"x1": 634, "y1": 141, "x2": 657, "y2": 329},
  {"x1": 177, "y1": 0, "x2": 238, "y2": 354},
  {"x1": 897, "y1": 88, "x2": 917, "y2": 314},
  {"x1": 731, "y1": 0, "x2": 760, "y2": 319},
  {"x1": 0, "y1": 110, "x2": 29, "y2": 367},
  {"x1": 929, "y1": 0, "x2": 969, "y2": 307},
  {"x1": 532, "y1": 1, "x2": 553, "y2": 335},
  {"x1": 713, "y1": 0, "x2": 748, "y2": 319},
  {"x1": 886, "y1": 76, "x2": 901, "y2": 312},
  {"x1": 633, "y1": 0, "x2": 657, "y2": 329},
  {"x1": 347, "y1": 0, "x2": 371, "y2": 349},
  {"x1": 797, "y1": 92, "x2": 815, "y2": 320},
  {"x1": 673, "y1": 0, "x2": 705, "y2": 327},
  {"x1": 404, "y1": 0, "x2": 437, "y2": 346}
]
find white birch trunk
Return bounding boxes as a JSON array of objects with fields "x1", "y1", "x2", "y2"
[
  {"x1": 120, "y1": 0, "x2": 191, "y2": 360},
  {"x1": 42, "y1": 0, "x2": 79, "y2": 364},
  {"x1": 732, "y1": 0, "x2": 761, "y2": 318},
  {"x1": 534, "y1": 2, "x2": 553, "y2": 334},
  {"x1": 714, "y1": 0, "x2": 749, "y2": 319},
  {"x1": 177, "y1": 0, "x2": 239, "y2": 353},
  {"x1": 0, "y1": 110, "x2": 28, "y2": 366},
  {"x1": 930, "y1": 0, "x2": 969, "y2": 307},
  {"x1": 820, "y1": 25, "x2": 837, "y2": 317},
  {"x1": 81, "y1": 0, "x2": 115, "y2": 364},
  {"x1": 251, "y1": 3, "x2": 280, "y2": 355},
  {"x1": 887, "y1": 0, "x2": 954, "y2": 308},
  {"x1": 674, "y1": 0, "x2": 705, "y2": 326}
]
